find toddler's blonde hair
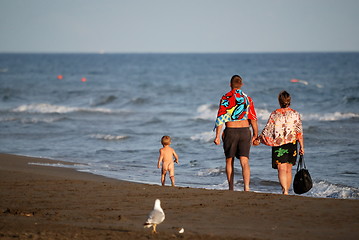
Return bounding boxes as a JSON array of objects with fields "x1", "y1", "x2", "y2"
[{"x1": 161, "y1": 135, "x2": 171, "y2": 146}]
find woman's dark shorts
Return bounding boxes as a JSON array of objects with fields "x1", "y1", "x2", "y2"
[
  {"x1": 223, "y1": 127, "x2": 251, "y2": 159},
  {"x1": 271, "y1": 141, "x2": 298, "y2": 169}
]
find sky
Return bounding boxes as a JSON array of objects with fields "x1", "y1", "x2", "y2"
[{"x1": 0, "y1": 0, "x2": 358, "y2": 53}]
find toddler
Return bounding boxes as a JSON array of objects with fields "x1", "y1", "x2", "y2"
[{"x1": 157, "y1": 136, "x2": 179, "y2": 186}]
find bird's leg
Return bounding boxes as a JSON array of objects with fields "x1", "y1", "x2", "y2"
[{"x1": 152, "y1": 224, "x2": 157, "y2": 234}]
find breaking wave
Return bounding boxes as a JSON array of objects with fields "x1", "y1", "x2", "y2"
[
  {"x1": 90, "y1": 134, "x2": 129, "y2": 141},
  {"x1": 309, "y1": 180, "x2": 359, "y2": 199},
  {"x1": 0, "y1": 116, "x2": 66, "y2": 124},
  {"x1": 195, "y1": 104, "x2": 358, "y2": 122},
  {"x1": 303, "y1": 112, "x2": 359, "y2": 121},
  {"x1": 11, "y1": 103, "x2": 115, "y2": 114},
  {"x1": 190, "y1": 131, "x2": 215, "y2": 143}
]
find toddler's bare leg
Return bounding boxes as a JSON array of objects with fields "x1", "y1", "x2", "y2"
[
  {"x1": 161, "y1": 172, "x2": 166, "y2": 186},
  {"x1": 170, "y1": 176, "x2": 175, "y2": 186}
]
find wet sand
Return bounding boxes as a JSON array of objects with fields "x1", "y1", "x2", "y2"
[{"x1": 0, "y1": 153, "x2": 358, "y2": 240}]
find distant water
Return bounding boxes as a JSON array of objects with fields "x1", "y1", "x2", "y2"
[{"x1": 1, "y1": 53, "x2": 358, "y2": 199}]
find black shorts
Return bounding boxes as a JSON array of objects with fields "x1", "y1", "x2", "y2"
[
  {"x1": 272, "y1": 141, "x2": 298, "y2": 169},
  {"x1": 223, "y1": 127, "x2": 251, "y2": 159}
]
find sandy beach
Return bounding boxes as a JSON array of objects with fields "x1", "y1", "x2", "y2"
[{"x1": 0, "y1": 153, "x2": 358, "y2": 240}]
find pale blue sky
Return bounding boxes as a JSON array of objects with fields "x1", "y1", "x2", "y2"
[{"x1": 1, "y1": 0, "x2": 358, "y2": 53}]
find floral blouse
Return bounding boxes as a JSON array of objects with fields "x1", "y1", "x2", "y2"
[{"x1": 260, "y1": 108, "x2": 303, "y2": 147}]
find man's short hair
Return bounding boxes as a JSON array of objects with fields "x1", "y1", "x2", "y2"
[{"x1": 230, "y1": 75, "x2": 243, "y2": 89}]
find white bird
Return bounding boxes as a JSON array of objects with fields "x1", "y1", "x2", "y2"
[{"x1": 143, "y1": 199, "x2": 165, "y2": 233}]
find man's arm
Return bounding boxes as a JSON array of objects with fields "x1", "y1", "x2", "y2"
[
  {"x1": 214, "y1": 124, "x2": 223, "y2": 145},
  {"x1": 249, "y1": 119, "x2": 259, "y2": 145}
]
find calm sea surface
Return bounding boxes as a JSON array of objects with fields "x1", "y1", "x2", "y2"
[{"x1": 1, "y1": 53, "x2": 358, "y2": 199}]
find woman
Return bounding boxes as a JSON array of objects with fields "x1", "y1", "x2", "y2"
[{"x1": 259, "y1": 91, "x2": 304, "y2": 195}]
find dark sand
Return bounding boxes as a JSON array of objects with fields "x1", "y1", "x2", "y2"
[{"x1": 1, "y1": 153, "x2": 358, "y2": 240}]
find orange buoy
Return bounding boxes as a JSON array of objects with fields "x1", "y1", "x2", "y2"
[{"x1": 57, "y1": 75, "x2": 63, "y2": 80}]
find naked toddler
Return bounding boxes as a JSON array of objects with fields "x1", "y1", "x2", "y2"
[{"x1": 157, "y1": 135, "x2": 179, "y2": 186}]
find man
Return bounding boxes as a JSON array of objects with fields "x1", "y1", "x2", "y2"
[{"x1": 214, "y1": 75, "x2": 258, "y2": 191}]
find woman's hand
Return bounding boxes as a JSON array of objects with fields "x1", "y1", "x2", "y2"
[
  {"x1": 252, "y1": 136, "x2": 260, "y2": 146},
  {"x1": 299, "y1": 147, "x2": 305, "y2": 155}
]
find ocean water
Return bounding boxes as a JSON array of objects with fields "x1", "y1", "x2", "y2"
[{"x1": 1, "y1": 53, "x2": 358, "y2": 199}]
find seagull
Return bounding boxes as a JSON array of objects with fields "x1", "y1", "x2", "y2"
[{"x1": 143, "y1": 199, "x2": 165, "y2": 233}]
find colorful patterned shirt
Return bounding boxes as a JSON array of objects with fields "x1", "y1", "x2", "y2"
[
  {"x1": 260, "y1": 108, "x2": 303, "y2": 147},
  {"x1": 215, "y1": 89, "x2": 257, "y2": 129}
]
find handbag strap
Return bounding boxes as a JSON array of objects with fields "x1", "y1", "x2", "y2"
[{"x1": 296, "y1": 155, "x2": 306, "y2": 172}]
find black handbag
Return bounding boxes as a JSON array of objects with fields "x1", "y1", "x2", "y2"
[{"x1": 293, "y1": 155, "x2": 313, "y2": 194}]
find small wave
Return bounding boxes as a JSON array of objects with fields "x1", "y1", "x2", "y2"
[
  {"x1": 130, "y1": 97, "x2": 146, "y2": 105},
  {"x1": 0, "y1": 116, "x2": 66, "y2": 124},
  {"x1": 343, "y1": 96, "x2": 359, "y2": 103},
  {"x1": 190, "y1": 131, "x2": 215, "y2": 143},
  {"x1": 95, "y1": 149, "x2": 115, "y2": 154},
  {"x1": 309, "y1": 180, "x2": 359, "y2": 199},
  {"x1": 90, "y1": 134, "x2": 128, "y2": 141},
  {"x1": 256, "y1": 109, "x2": 272, "y2": 121},
  {"x1": 303, "y1": 112, "x2": 359, "y2": 121},
  {"x1": 342, "y1": 171, "x2": 357, "y2": 175},
  {"x1": 195, "y1": 104, "x2": 358, "y2": 122},
  {"x1": 195, "y1": 104, "x2": 217, "y2": 120},
  {"x1": 12, "y1": 103, "x2": 114, "y2": 114},
  {"x1": 90, "y1": 95, "x2": 117, "y2": 107},
  {"x1": 0, "y1": 117, "x2": 17, "y2": 122},
  {"x1": 144, "y1": 117, "x2": 162, "y2": 125},
  {"x1": 22, "y1": 117, "x2": 66, "y2": 124},
  {"x1": 197, "y1": 167, "x2": 227, "y2": 177},
  {"x1": 28, "y1": 162, "x2": 87, "y2": 169},
  {"x1": 189, "y1": 160, "x2": 199, "y2": 167}
]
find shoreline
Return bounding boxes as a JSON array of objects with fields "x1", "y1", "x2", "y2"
[
  {"x1": 20, "y1": 154, "x2": 358, "y2": 200},
  {"x1": 1, "y1": 153, "x2": 358, "y2": 240}
]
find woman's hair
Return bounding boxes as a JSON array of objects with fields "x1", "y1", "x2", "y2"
[
  {"x1": 161, "y1": 135, "x2": 171, "y2": 145},
  {"x1": 230, "y1": 75, "x2": 243, "y2": 89},
  {"x1": 278, "y1": 91, "x2": 291, "y2": 108}
]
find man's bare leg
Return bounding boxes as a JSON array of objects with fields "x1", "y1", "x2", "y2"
[
  {"x1": 226, "y1": 157, "x2": 234, "y2": 190},
  {"x1": 239, "y1": 156, "x2": 250, "y2": 191}
]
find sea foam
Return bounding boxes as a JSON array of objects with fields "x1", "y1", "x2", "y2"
[
  {"x1": 12, "y1": 103, "x2": 114, "y2": 114},
  {"x1": 303, "y1": 112, "x2": 359, "y2": 121},
  {"x1": 190, "y1": 131, "x2": 215, "y2": 143},
  {"x1": 90, "y1": 134, "x2": 128, "y2": 141},
  {"x1": 195, "y1": 104, "x2": 358, "y2": 122},
  {"x1": 309, "y1": 180, "x2": 359, "y2": 199}
]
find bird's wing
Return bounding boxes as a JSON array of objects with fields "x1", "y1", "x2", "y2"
[{"x1": 145, "y1": 209, "x2": 165, "y2": 224}]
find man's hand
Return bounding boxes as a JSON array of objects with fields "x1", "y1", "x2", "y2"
[
  {"x1": 214, "y1": 137, "x2": 221, "y2": 145},
  {"x1": 252, "y1": 137, "x2": 260, "y2": 146}
]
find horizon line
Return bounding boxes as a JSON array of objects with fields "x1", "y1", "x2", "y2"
[{"x1": 1, "y1": 50, "x2": 359, "y2": 55}]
